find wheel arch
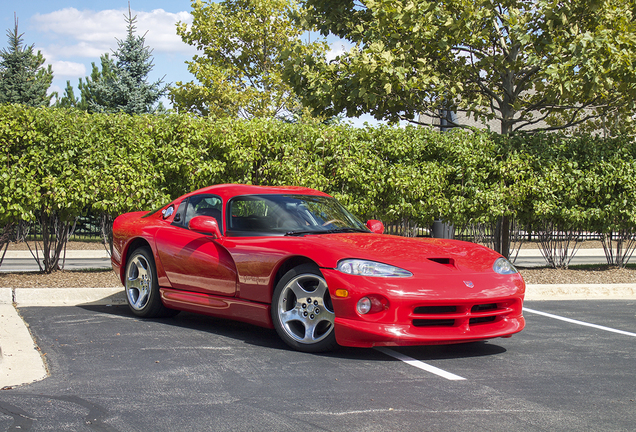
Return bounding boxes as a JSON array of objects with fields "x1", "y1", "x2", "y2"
[
  {"x1": 271, "y1": 256, "x2": 322, "y2": 299},
  {"x1": 119, "y1": 237, "x2": 153, "y2": 285}
]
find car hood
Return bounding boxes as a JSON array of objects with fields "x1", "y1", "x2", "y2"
[{"x1": 289, "y1": 233, "x2": 504, "y2": 275}]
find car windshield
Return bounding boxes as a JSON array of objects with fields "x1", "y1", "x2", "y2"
[{"x1": 227, "y1": 194, "x2": 369, "y2": 235}]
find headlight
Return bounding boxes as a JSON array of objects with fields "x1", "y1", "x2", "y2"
[
  {"x1": 493, "y1": 257, "x2": 518, "y2": 274},
  {"x1": 337, "y1": 259, "x2": 412, "y2": 277}
]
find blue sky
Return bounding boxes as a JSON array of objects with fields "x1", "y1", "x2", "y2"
[
  {"x1": 0, "y1": 1, "x2": 377, "y2": 124},
  {"x1": 1, "y1": 1, "x2": 197, "y2": 104}
]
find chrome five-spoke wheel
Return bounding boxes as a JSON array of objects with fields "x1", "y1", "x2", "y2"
[
  {"x1": 126, "y1": 253, "x2": 152, "y2": 311},
  {"x1": 124, "y1": 247, "x2": 177, "y2": 318},
  {"x1": 272, "y1": 264, "x2": 337, "y2": 352}
]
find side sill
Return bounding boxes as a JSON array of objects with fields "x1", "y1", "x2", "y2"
[{"x1": 160, "y1": 288, "x2": 273, "y2": 329}]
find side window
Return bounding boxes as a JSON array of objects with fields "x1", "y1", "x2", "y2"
[
  {"x1": 228, "y1": 196, "x2": 278, "y2": 233},
  {"x1": 171, "y1": 199, "x2": 189, "y2": 228},
  {"x1": 184, "y1": 194, "x2": 223, "y2": 232}
]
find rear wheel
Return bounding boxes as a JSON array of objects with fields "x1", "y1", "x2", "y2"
[
  {"x1": 272, "y1": 264, "x2": 337, "y2": 352},
  {"x1": 125, "y1": 247, "x2": 177, "y2": 318}
]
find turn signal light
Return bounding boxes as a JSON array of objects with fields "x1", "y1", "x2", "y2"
[{"x1": 335, "y1": 289, "x2": 349, "y2": 298}]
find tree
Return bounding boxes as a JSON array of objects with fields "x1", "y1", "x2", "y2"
[
  {"x1": 284, "y1": 0, "x2": 636, "y2": 135},
  {"x1": 170, "y1": 0, "x2": 328, "y2": 119},
  {"x1": 0, "y1": 16, "x2": 53, "y2": 107},
  {"x1": 89, "y1": 7, "x2": 167, "y2": 114},
  {"x1": 54, "y1": 81, "x2": 80, "y2": 109},
  {"x1": 55, "y1": 54, "x2": 116, "y2": 111}
]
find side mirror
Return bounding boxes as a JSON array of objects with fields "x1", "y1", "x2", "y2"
[
  {"x1": 366, "y1": 220, "x2": 384, "y2": 234},
  {"x1": 188, "y1": 216, "x2": 222, "y2": 239}
]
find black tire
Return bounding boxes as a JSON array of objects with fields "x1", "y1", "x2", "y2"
[
  {"x1": 124, "y1": 247, "x2": 178, "y2": 318},
  {"x1": 271, "y1": 264, "x2": 338, "y2": 352}
]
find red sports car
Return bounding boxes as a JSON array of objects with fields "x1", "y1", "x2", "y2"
[{"x1": 111, "y1": 184, "x2": 525, "y2": 352}]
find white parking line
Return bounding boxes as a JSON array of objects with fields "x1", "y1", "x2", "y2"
[
  {"x1": 523, "y1": 307, "x2": 636, "y2": 337},
  {"x1": 375, "y1": 347, "x2": 466, "y2": 381}
]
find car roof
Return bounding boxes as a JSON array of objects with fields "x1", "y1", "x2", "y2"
[{"x1": 183, "y1": 184, "x2": 331, "y2": 201}]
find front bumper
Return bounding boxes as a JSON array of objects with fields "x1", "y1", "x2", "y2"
[{"x1": 321, "y1": 268, "x2": 526, "y2": 348}]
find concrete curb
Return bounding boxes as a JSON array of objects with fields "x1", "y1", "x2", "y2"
[
  {"x1": 12, "y1": 287, "x2": 126, "y2": 307},
  {"x1": 0, "y1": 287, "x2": 126, "y2": 306},
  {"x1": 0, "y1": 284, "x2": 635, "y2": 307},
  {"x1": 1, "y1": 283, "x2": 636, "y2": 307},
  {"x1": 525, "y1": 283, "x2": 636, "y2": 300}
]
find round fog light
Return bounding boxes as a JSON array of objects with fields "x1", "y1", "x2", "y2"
[{"x1": 357, "y1": 297, "x2": 372, "y2": 314}]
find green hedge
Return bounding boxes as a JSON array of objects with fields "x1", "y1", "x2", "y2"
[{"x1": 1, "y1": 104, "x2": 635, "y2": 237}]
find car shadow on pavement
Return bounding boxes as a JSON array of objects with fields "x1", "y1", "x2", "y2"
[
  {"x1": 79, "y1": 304, "x2": 289, "y2": 349},
  {"x1": 79, "y1": 305, "x2": 508, "y2": 361}
]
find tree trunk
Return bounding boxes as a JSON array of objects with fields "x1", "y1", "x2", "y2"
[
  {"x1": 493, "y1": 216, "x2": 511, "y2": 259},
  {"x1": 495, "y1": 85, "x2": 515, "y2": 259}
]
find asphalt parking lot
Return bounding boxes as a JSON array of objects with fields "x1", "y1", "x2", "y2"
[{"x1": 0, "y1": 300, "x2": 634, "y2": 431}]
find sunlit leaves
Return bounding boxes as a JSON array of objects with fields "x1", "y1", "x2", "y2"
[
  {"x1": 170, "y1": 0, "x2": 328, "y2": 119},
  {"x1": 286, "y1": 0, "x2": 636, "y2": 134},
  {"x1": 1, "y1": 106, "x2": 635, "y2": 251}
]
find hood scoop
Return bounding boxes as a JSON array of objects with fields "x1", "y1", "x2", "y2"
[{"x1": 427, "y1": 257, "x2": 456, "y2": 269}]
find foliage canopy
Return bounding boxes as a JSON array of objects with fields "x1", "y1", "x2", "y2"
[
  {"x1": 284, "y1": 0, "x2": 636, "y2": 135},
  {"x1": 170, "y1": 0, "x2": 328, "y2": 119},
  {"x1": 2, "y1": 106, "x2": 636, "y2": 268}
]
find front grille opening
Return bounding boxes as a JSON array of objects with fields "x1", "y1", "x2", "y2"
[
  {"x1": 472, "y1": 303, "x2": 498, "y2": 313},
  {"x1": 413, "y1": 319, "x2": 455, "y2": 327},
  {"x1": 414, "y1": 305, "x2": 457, "y2": 314},
  {"x1": 469, "y1": 316, "x2": 497, "y2": 325}
]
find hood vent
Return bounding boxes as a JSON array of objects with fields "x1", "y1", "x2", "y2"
[{"x1": 427, "y1": 257, "x2": 456, "y2": 268}]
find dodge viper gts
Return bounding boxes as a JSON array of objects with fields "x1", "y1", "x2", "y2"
[{"x1": 111, "y1": 184, "x2": 525, "y2": 352}]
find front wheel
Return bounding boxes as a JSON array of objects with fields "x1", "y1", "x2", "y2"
[
  {"x1": 125, "y1": 247, "x2": 177, "y2": 318},
  {"x1": 272, "y1": 264, "x2": 338, "y2": 352}
]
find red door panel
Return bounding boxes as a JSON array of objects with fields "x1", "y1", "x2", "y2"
[{"x1": 155, "y1": 226, "x2": 237, "y2": 296}]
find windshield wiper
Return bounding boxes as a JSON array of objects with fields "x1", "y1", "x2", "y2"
[
  {"x1": 285, "y1": 228, "x2": 368, "y2": 236},
  {"x1": 329, "y1": 228, "x2": 369, "y2": 233}
]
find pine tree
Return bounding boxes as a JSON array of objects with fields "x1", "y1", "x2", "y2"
[
  {"x1": 55, "y1": 54, "x2": 116, "y2": 111},
  {"x1": 0, "y1": 16, "x2": 53, "y2": 107},
  {"x1": 55, "y1": 81, "x2": 79, "y2": 109},
  {"x1": 90, "y1": 6, "x2": 167, "y2": 114}
]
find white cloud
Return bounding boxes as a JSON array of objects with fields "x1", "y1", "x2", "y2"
[
  {"x1": 32, "y1": 7, "x2": 196, "y2": 59},
  {"x1": 47, "y1": 84, "x2": 63, "y2": 97},
  {"x1": 51, "y1": 61, "x2": 86, "y2": 78},
  {"x1": 326, "y1": 41, "x2": 354, "y2": 62},
  {"x1": 137, "y1": 9, "x2": 195, "y2": 53}
]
